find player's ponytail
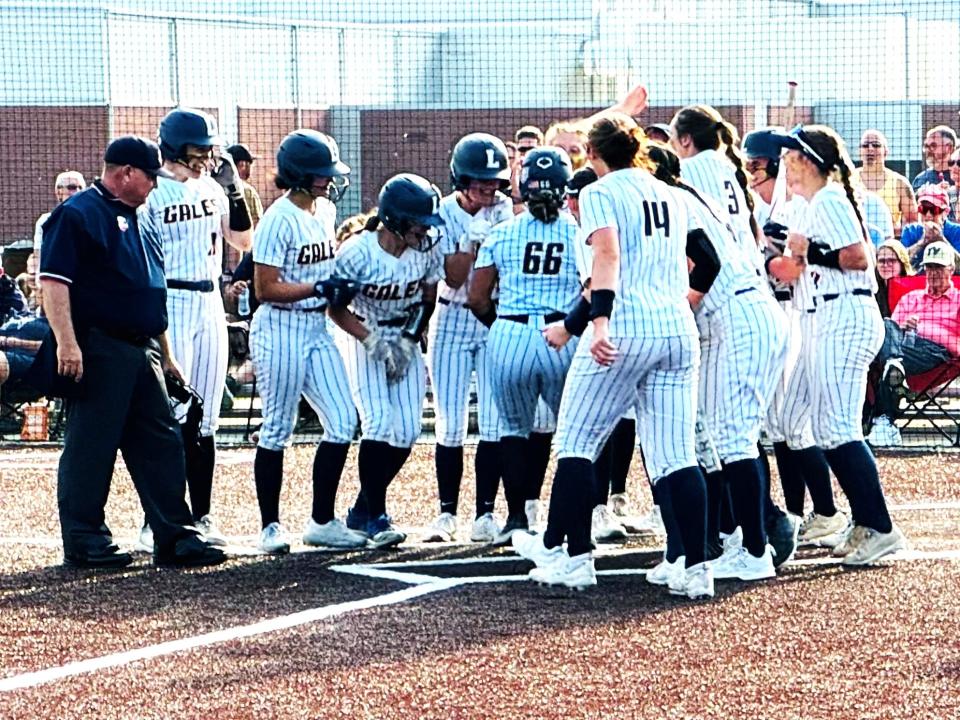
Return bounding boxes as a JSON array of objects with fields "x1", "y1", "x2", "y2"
[
  {"x1": 647, "y1": 143, "x2": 729, "y2": 228},
  {"x1": 526, "y1": 192, "x2": 562, "y2": 224},
  {"x1": 837, "y1": 160, "x2": 870, "y2": 244},
  {"x1": 364, "y1": 212, "x2": 381, "y2": 232},
  {"x1": 718, "y1": 123, "x2": 761, "y2": 242},
  {"x1": 803, "y1": 125, "x2": 870, "y2": 244}
]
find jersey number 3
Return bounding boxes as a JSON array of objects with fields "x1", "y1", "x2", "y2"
[{"x1": 522, "y1": 242, "x2": 563, "y2": 275}]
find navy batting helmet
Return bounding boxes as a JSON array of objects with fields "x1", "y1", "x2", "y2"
[
  {"x1": 519, "y1": 147, "x2": 573, "y2": 204},
  {"x1": 158, "y1": 108, "x2": 221, "y2": 162},
  {"x1": 566, "y1": 166, "x2": 598, "y2": 198},
  {"x1": 378, "y1": 173, "x2": 443, "y2": 251},
  {"x1": 276, "y1": 130, "x2": 351, "y2": 202},
  {"x1": 743, "y1": 128, "x2": 782, "y2": 178},
  {"x1": 450, "y1": 133, "x2": 511, "y2": 191}
]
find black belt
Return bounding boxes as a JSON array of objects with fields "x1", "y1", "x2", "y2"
[
  {"x1": 272, "y1": 304, "x2": 326, "y2": 313},
  {"x1": 438, "y1": 297, "x2": 451, "y2": 305},
  {"x1": 774, "y1": 289, "x2": 793, "y2": 302},
  {"x1": 821, "y1": 288, "x2": 872, "y2": 303},
  {"x1": 356, "y1": 315, "x2": 406, "y2": 328},
  {"x1": 167, "y1": 279, "x2": 215, "y2": 292},
  {"x1": 734, "y1": 287, "x2": 756, "y2": 296},
  {"x1": 501, "y1": 312, "x2": 566, "y2": 324}
]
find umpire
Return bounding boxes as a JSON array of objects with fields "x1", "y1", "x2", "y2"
[{"x1": 39, "y1": 136, "x2": 226, "y2": 569}]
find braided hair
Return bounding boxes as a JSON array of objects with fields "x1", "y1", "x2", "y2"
[
  {"x1": 798, "y1": 125, "x2": 869, "y2": 244},
  {"x1": 672, "y1": 105, "x2": 760, "y2": 242}
]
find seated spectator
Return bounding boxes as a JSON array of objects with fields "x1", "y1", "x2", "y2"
[
  {"x1": 15, "y1": 254, "x2": 42, "y2": 313},
  {"x1": 0, "y1": 269, "x2": 29, "y2": 324},
  {"x1": 0, "y1": 314, "x2": 48, "y2": 386},
  {"x1": 874, "y1": 239, "x2": 914, "y2": 318},
  {"x1": 899, "y1": 184, "x2": 960, "y2": 270},
  {"x1": 913, "y1": 125, "x2": 957, "y2": 221},
  {"x1": 866, "y1": 241, "x2": 960, "y2": 446},
  {"x1": 34, "y1": 171, "x2": 86, "y2": 266}
]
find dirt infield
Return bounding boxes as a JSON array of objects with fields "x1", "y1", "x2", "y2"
[{"x1": 0, "y1": 445, "x2": 958, "y2": 719}]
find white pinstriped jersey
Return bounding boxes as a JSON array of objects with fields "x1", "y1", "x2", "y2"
[
  {"x1": 794, "y1": 183, "x2": 878, "y2": 300},
  {"x1": 253, "y1": 195, "x2": 336, "y2": 311},
  {"x1": 680, "y1": 149, "x2": 759, "y2": 268},
  {"x1": 676, "y1": 187, "x2": 764, "y2": 314},
  {"x1": 578, "y1": 168, "x2": 694, "y2": 339},
  {"x1": 437, "y1": 191, "x2": 513, "y2": 304},
  {"x1": 474, "y1": 210, "x2": 582, "y2": 316},
  {"x1": 335, "y1": 230, "x2": 443, "y2": 322},
  {"x1": 139, "y1": 176, "x2": 227, "y2": 282}
]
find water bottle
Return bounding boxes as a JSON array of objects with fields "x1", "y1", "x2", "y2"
[
  {"x1": 237, "y1": 286, "x2": 251, "y2": 317},
  {"x1": 902, "y1": 328, "x2": 916, "y2": 350}
]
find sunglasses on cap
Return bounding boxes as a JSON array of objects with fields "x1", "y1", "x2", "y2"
[
  {"x1": 949, "y1": 159, "x2": 960, "y2": 167},
  {"x1": 57, "y1": 183, "x2": 82, "y2": 191},
  {"x1": 860, "y1": 141, "x2": 883, "y2": 149},
  {"x1": 919, "y1": 202, "x2": 945, "y2": 215},
  {"x1": 785, "y1": 125, "x2": 827, "y2": 167}
]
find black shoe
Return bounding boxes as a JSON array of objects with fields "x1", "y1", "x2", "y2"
[
  {"x1": 64, "y1": 545, "x2": 133, "y2": 569},
  {"x1": 492, "y1": 513, "x2": 529, "y2": 546},
  {"x1": 705, "y1": 539, "x2": 724, "y2": 562},
  {"x1": 155, "y1": 535, "x2": 227, "y2": 568},
  {"x1": 767, "y1": 513, "x2": 800, "y2": 568}
]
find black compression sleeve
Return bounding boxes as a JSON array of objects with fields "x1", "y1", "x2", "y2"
[
  {"x1": 228, "y1": 196, "x2": 252, "y2": 232},
  {"x1": 686, "y1": 228, "x2": 722, "y2": 293},
  {"x1": 470, "y1": 304, "x2": 497, "y2": 328},
  {"x1": 563, "y1": 297, "x2": 591, "y2": 336},
  {"x1": 806, "y1": 243, "x2": 843, "y2": 270}
]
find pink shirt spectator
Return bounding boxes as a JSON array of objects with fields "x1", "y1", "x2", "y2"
[{"x1": 891, "y1": 285, "x2": 960, "y2": 356}]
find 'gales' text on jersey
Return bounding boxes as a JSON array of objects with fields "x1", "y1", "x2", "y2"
[
  {"x1": 163, "y1": 200, "x2": 219, "y2": 224},
  {"x1": 362, "y1": 280, "x2": 421, "y2": 301},
  {"x1": 297, "y1": 242, "x2": 334, "y2": 265}
]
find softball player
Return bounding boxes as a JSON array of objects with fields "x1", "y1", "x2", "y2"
[
  {"x1": 331, "y1": 173, "x2": 444, "y2": 549},
  {"x1": 137, "y1": 108, "x2": 252, "y2": 548},
  {"x1": 670, "y1": 105, "x2": 762, "y2": 271},
  {"x1": 467, "y1": 146, "x2": 581, "y2": 544},
  {"x1": 649, "y1": 144, "x2": 789, "y2": 582},
  {"x1": 249, "y1": 129, "x2": 365, "y2": 554},
  {"x1": 745, "y1": 130, "x2": 847, "y2": 548},
  {"x1": 768, "y1": 125, "x2": 905, "y2": 566},
  {"x1": 512, "y1": 115, "x2": 714, "y2": 598},
  {"x1": 424, "y1": 133, "x2": 513, "y2": 545}
]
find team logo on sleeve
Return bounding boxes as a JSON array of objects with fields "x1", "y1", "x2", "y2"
[{"x1": 117, "y1": 216, "x2": 129, "y2": 232}]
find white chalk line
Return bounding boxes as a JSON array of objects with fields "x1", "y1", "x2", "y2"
[{"x1": 3, "y1": 547, "x2": 960, "y2": 693}]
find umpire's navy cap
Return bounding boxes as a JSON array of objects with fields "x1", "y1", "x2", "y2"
[{"x1": 104, "y1": 136, "x2": 174, "y2": 178}]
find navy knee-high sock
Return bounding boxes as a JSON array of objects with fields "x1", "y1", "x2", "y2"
[
  {"x1": 610, "y1": 418, "x2": 636, "y2": 496},
  {"x1": 796, "y1": 446, "x2": 837, "y2": 517},
  {"x1": 654, "y1": 479, "x2": 684, "y2": 563},
  {"x1": 475, "y1": 440, "x2": 501, "y2": 518},
  {"x1": 311, "y1": 441, "x2": 350, "y2": 524},
  {"x1": 723, "y1": 458, "x2": 767, "y2": 557},
  {"x1": 773, "y1": 442, "x2": 806, "y2": 517},
  {"x1": 526, "y1": 432, "x2": 553, "y2": 501},
  {"x1": 703, "y1": 469, "x2": 724, "y2": 543},
  {"x1": 254, "y1": 447, "x2": 284, "y2": 528},
  {"x1": 384, "y1": 445, "x2": 411, "y2": 488},
  {"x1": 593, "y1": 435, "x2": 614, "y2": 507},
  {"x1": 499, "y1": 436, "x2": 528, "y2": 519},
  {"x1": 824, "y1": 441, "x2": 892, "y2": 533},
  {"x1": 757, "y1": 444, "x2": 786, "y2": 523},
  {"x1": 184, "y1": 432, "x2": 216, "y2": 521},
  {"x1": 435, "y1": 444, "x2": 463, "y2": 515},
  {"x1": 664, "y1": 466, "x2": 708, "y2": 568},
  {"x1": 543, "y1": 457, "x2": 594, "y2": 555},
  {"x1": 358, "y1": 440, "x2": 392, "y2": 519}
]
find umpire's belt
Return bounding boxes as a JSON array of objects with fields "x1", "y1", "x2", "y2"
[
  {"x1": 501, "y1": 312, "x2": 566, "y2": 325},
  {"x1": 819, "y1": 288, "x2": 872, "y2": 304},
  {"x1": 356, "y1": 315, "x2": 406, "y2": 328},
  {"x1": 272, "y1": 304, "x2": 327, "y2": 313},
  {"x1": 167, "y1": 279, "x2": 215, "y2": 292},
  {"x1": 97, "y1": 327, "x2": 152, "y2": 346}
]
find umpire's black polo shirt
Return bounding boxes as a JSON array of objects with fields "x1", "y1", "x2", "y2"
[{"x1": 39, "y1": 180, "x2": 167, "y2": 339}]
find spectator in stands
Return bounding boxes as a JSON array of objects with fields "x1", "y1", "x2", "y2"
[
  {"x1": 854, "y1": 129, "x2": 916, "y2": 237},
  {"x1": 949, "y1": 147, "x2": 960, "y2": 214},
  {"x1": 510, "y1": 126, "x2": 543, "y2": 211},
  {"x1": 33, "y1": 171, "x2": 86, "y2": 267},
  {"x1": 866, "y1": 241, "x2": 960, "y2": 447},
  {"x1": 15, "y1": 254, "x2": 41, "y2": 313},
  {"x1": 859, "y1": 188, "x2": 895, "y2": 244},
  {"x1": 221, "y1": 144, "x2": 263, "y2": 275},
  {"x1": 0, "y1": 314, "x2": 48, "y2": 386},
  {"x1": 504, "y1": 140, "x2": 518, "y2": 166},
  {"x1": 544, "y1": 121, "x2": 588, "y2": 171},
  {"x1": 874, "y1": 239, "x2": 914, "y2": 319},
  {"x1": 913, "y1": 125, "x2": 957, "y2": 220},
  {"x1": 900, "y1": 184, "x2": 960, "y2": 271}
]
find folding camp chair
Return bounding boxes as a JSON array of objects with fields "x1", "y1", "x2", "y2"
[{"x1": 885, "y1": 275, "x2": 960, "y2": 446}]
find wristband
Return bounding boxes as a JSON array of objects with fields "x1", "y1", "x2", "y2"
[
  {"x1": 563, "y1": 297, "x2": 591, "y2": 337},
  {"x1": 806, "y1": 243, "x2": 842, "y2": 269},
  {"x1": 589, "y1": 289, "x2": 616, "y2": 320}
]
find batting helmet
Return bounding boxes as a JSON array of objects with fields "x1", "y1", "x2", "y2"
[
  {"x1": 159, "y1": 108, "x2": 221, "y2": 162},
  {"x1": 450, "y1": 133, "x2": 511, "y2": 191},
  {"x1": 378, "y1": 173, "x2": 443, "y2": 251},
  {"x1": 276, "y1": 130, "x2": 351, "y2": 202},
  {"x1": 742, "y1": 128, "x2": 782, "y2": 177},
  {"x1": 519, "y1": 147, "x2": 573, "y2": 204},
  {"x1": 566, "y1": 166, "x2": 598, "y2": 198}
]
